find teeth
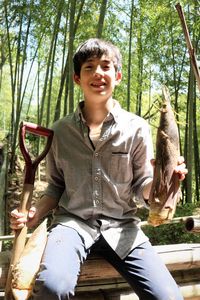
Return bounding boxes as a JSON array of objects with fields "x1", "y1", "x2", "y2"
[{"x1": 92, "y1": 82, "x2": 105, "y2": 86}]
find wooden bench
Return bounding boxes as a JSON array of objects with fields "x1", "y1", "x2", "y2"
[{"x1": 1, "y1": 243, "x2": 200, "y2": 299}]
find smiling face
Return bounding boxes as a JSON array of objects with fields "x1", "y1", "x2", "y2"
[{"x1": 74, "y1": 55, "x2": 122, "y2": 104}]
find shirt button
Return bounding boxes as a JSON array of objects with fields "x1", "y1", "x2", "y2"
[
  {"x1": 95, "y1": 152, "x2": 99, "y2": 157},
  {"x1": 96, "y1": 200, "x2": 100, "y2": 204},
  {"x1": 94, "y1": 176, "x2": 99, "y2": 181}
]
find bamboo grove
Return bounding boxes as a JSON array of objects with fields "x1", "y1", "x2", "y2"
[{"x1": 0, "y1": 0, "x2": 199, "y2": 204}]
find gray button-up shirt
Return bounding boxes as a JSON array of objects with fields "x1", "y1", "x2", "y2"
[{"x1": 44, "y1": 100, "x2": 154, "y2": 258}]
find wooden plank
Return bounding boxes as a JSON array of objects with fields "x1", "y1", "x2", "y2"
[
  {"x1": 1, "y1": 244, "x2": 200, "y2": 291},
  {"x1": 75, "y1": 283, "x2": 200, "y2": 300},
  {"x1": 77, "y1": 243, "x2": 200, "y2": 286},
  {"x1": 75, "y1": 268, "x2": 200, "y2": 292},
  {"x1": 2, "y1": 243, "x2": 198, "y2": 290},
  {"x1": 1, "y1": 285, "x2": 200, "y2": 300}
]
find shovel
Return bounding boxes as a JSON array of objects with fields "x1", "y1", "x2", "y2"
[{"x1": 5, "y1": 121, "x2": 54, "y2": 300}]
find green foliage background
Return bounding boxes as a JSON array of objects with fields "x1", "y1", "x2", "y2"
[{"x1": 0, "y1": 0, "x2": 199, "y2": 206}]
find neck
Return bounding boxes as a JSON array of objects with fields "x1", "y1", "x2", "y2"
[{"x1": 83, "y1": 98, "x2": 114, "y2": 128}]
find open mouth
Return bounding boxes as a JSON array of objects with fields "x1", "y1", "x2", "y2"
[{"x1": 91, "y1": 82, "x2": 106, "y2": 88}]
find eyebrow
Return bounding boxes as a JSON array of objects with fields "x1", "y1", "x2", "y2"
[{"x1": 85, "y1": 58, "x2": 112, "y2": 64}]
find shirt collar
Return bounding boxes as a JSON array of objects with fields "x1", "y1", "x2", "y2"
[
  {"x1": 108, "y1": 100, "x2": 122, "y2": 123},
  {"x1": 74, "y1": 101, "x2": 86, "y2": 123},
  {"x1": 74, "y1": 100, "x2": 122, "y2": 124}
]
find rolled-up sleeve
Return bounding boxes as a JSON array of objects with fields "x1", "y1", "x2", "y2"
[{"x1": 43, "y1": 134, "x2": 65, "y2": 201}]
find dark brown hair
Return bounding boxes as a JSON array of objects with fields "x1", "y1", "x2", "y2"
[{"x1": 73, "y1": 38, "x2": 122, "y2": 77}]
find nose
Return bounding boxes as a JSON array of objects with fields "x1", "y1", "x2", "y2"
[{"x1": 94, "y1": 65, "x2": 104, "y2": 77}]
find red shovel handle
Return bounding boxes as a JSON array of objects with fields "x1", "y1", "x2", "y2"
[{"x1": 19, "y1": 121, "x2": 54, "y2": 184}]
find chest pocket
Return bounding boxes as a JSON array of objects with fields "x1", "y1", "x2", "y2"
[{"x1": 109, "y1": 152, "x2": 132, "y2": 183}]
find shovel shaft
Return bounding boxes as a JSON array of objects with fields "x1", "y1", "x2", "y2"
[{"x1": 12, "y1": 184, "x2": 34, "y2": 264}]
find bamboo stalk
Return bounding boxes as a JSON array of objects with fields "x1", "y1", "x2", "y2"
[
  {"x1": 0, "y1": 233, "x2": 32, "y2": 241},
  {"x1": 140, "y1": 215, "x2": 200, "y2": 227},
  {"x1": 185, "y1": 217, "x2": 200, "y2": 233}
]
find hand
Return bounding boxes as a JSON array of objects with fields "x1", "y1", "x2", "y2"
[
  {"x1": 151, "y1": 156, "x2": 188, "y2": 181},
  {"x1": 174, "y1": 156, "x2": 188, "y2": 181},
  {"x1": 10, "y1": 207, "x2": 37, "y2": 230}
]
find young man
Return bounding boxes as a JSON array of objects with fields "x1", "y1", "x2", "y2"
[{"x1": 11, "y1": 38, "x2": 187, "y2": 300}]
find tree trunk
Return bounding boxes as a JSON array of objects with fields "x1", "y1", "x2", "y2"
[
  {"x1": 184, "y1": 65, "x2": 194, "y2": 203},
  {"x1": 54, "y1": 0, "x2": 85, "y2": 119},
  {"x1": 127, "y1": 0, "x2": 134, "y2": 111},
  {"x1": 0, "y1": 34, "x2": 6, "y2": 92},
  {"x1": 96, "y1": 0, "x2": 107, "y2": 38},
  {"x1": 4, "y1": 2, "x2": 16, "y2": 148},
  {"x1": 68, "y1": 0, "x2": 76, "y2": 113},
  {"x1": 46, "y1": 1, "x2": 63, "y2": 127},
  {"x1": 134, "y1": 1, "x2": 144, "y2": 116},
  {"x1": 136, "y1": 22, "x2": 143, "y2": 116},
  {"x1": 193, "y1": 88, "x2": 200, "y2": 202},
  {"x1": 39, "y1": 22, "x2": 56, "y2": 125},
  {"x1": 6, "y1": 4, "x2": 31, "y2": 173}
]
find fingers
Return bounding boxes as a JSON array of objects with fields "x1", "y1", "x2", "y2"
[
  {"x1": 177, "y1": 155, "x2": 185, "y2": 164},
  {"x1": 10, "y1": 207, "x2": 36, "y2": 230},
  {"x1": 10, "y1": 209, "x2": 27, "y2": 230},
  {"x1": 151, "y1": 156, "x2": 188, "y2": 182},
  {"x1": 28, "y1": 207, "x2": 36, "y2": 218},
  {"x1": 175, "y1": 156, "x2": 188, "y2": 181}
]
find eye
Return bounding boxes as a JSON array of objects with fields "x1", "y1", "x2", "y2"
[
  {"x1": 101, "y1": 62, "x2": 112, "y2": 70},
  {"x1": 83, "y1": 62, "x2": 94, "y2": 70},
  {"x1": 103, "y1": 65, "x2": 110, "y2": 70},
  {"x1": 84, "y1": 65, "x2": 92, "y2": 70}
]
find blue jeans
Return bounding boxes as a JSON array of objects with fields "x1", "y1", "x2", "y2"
[{"x1": 32, "y1": 224, "x2": 183, "y2": 300}]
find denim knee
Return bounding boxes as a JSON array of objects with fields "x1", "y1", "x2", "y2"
[
  {"x1": 32, "y1": 263, "x2": 78, "y2": 300},
  {"x1": 147, "y1": 285, "x2": 183, "y2": 300}
]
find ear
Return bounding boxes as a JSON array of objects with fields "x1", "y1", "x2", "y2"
[
  {"x1": 115, "y1": 71, "x2": 122, "y2": 85},
  {"x1": 73, "y1": 74, "x2": 80, "y2": 85}
]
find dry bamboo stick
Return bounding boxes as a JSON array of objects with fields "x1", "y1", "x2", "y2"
[
  {"x1": 175, "y1": 3, "x2": 200, "y2": 92},
  {"x1": 1, "y1": 215, "x2": 199, "y2": 241},
  {"x1": 140, "y1": 215, "x2": 200, "y2": 227}
]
